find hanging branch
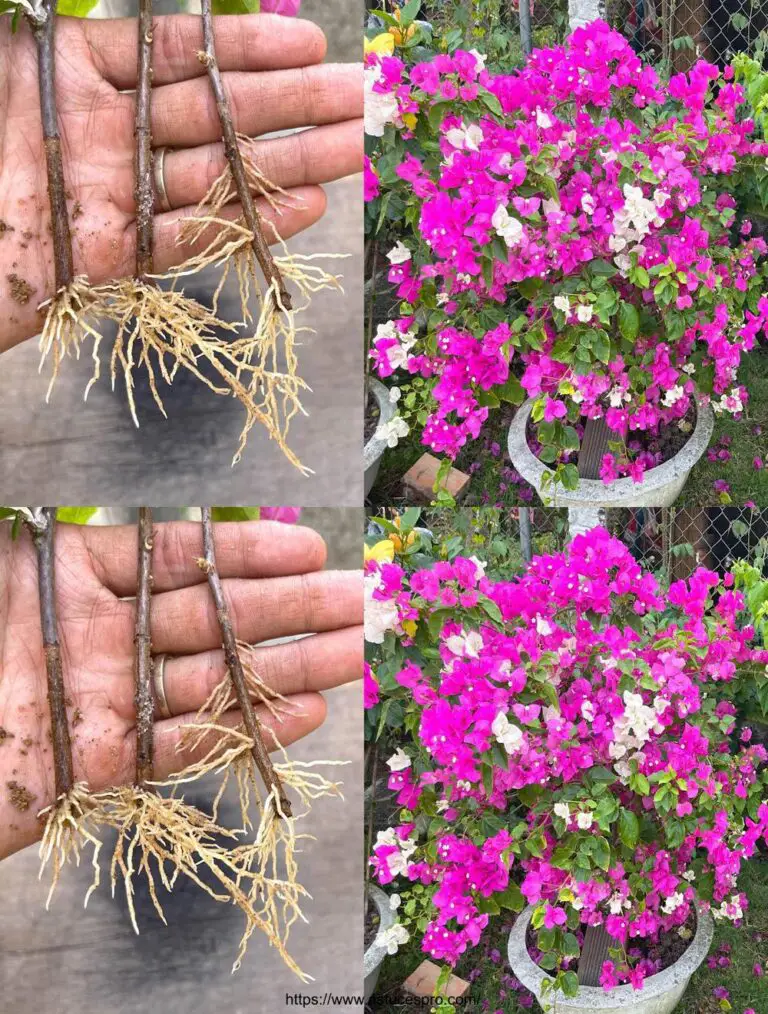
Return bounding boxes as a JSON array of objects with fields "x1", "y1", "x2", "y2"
[
  {"x1": 25, "y1": 0, "x2": 73, "y2": 292},
  {"x1": 199, "y1": 507, "x2": 292, "y2": 817},
  {"x1": 134, "y1": 0, "x2": 155, "y2": 280},
  {"x1": 27, "y1": 507, "x2": 74, "y2": 800},
  {"x1": 198, "y1": 0, "x2": 291, "y2": 311},
  {"x1": 134, "y1": 507, "x2": 155, "y2": 785}
]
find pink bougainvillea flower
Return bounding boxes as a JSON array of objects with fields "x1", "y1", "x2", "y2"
[
  {"x1": 366, "y1": 528, "x2": 768, "y2": 993},
  {"x1": 260, "y1": 0, "x2": 301, "y2": 14},
  {"x1": 366, "y1": 21, "x2": 768, "y2": 486},
  {"x1": 260, "y1": 507, "x2": 302, "y2": 523}
]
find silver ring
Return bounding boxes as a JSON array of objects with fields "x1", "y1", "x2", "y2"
[
  {"x1": 152, "y1": 653, "x2": 172, "y2": 719},
  {"x1": 153, "y1": 146, "x2": 172, "y2": 213}
]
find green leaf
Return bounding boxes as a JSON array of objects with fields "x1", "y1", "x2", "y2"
[
  {"x1": 561, "y1": 971, "x2": 580, "y2": 998},
  {"x1": 56, "y1": 507, "x2": 97, "y2": 525},
  {"x1": 480, "y1": 597, "x2": 503, "y2": 624},
  {"x1": 495, "y1": 374, "x2": 524, "y2": 405},
  {"x1": 592, "y1": 836, "x2": 611, "y2": 871},
  {"x1": 399, "y1": 0, "x2": 421, "y2": 23},
  {"x1": 495, "y1": 882, "x2": 524, "y2": 912},
  {"x1": 57, "y1": 0, "x2": 100, "y2": 14},
  {"x1": 210, "y1": 506, "x2": 261, "y2": 522},
  {"x1": 618, "y1": 302, "x2": 640, "y2": 341},
  {"x1": 476, "y1": 894, "x2": 500, "y2": 915},
  {"x1": 212, "y1": 0, "x2": 260, "y2": 11},
  {"x1": 618, "y1": 808, "x2": 639, "y2": 850}
]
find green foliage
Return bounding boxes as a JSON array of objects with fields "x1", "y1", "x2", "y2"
[
  {"x1": 57, "y1": 0, "x2": 100, "y2": 16},
  {"x1": 210, "y1": 506, "x2": 261, "y2": 522},
  {"x1": 0, "y1": 507, "x2": 27, "y2": 540},
  {"x1": 56, "y1": 507, "x2": 97, "y2": 525},
  {"x1": 212, "y1": 0, "x2": 260, "y2": 13}
]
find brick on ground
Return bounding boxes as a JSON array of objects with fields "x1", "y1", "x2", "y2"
[
  {"x1": 403, "y1": 959, "x2": 470, "y2": 999},
  {"x1": 402, "y1": 453, "x2": 470, "y2": 503}
]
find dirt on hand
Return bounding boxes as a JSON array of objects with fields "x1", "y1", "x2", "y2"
[
  {"x1": 7, "y1": 273, "x2": 35, "y2": 306},
  {"x1": 7, "y1": 780, "x2": 36, "y2": 812}
]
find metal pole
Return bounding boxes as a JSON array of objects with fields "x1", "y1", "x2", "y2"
[
  {"x1": 519, "y1": 506, "x2": 532, "y2": 563},
  {"x1": 519, "y1": 0, "x2": 532, "y2": 58}
]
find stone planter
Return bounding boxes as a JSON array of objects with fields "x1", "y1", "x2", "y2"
[
  {"x1": 364, "y1": 378, "x2": 396, "y2": 498},
  {"x1": 508, "y1": 903, "x2": 714, "y2": 1014},
  {"x1": 507, "y1": 395, "x2": 715, "y2": 510},
  {"x1": 364, "y1": 884, "x2": 397, "y2": 1002}
]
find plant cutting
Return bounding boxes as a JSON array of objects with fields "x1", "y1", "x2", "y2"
[
  {"x1": 1, "y1": 0, "x2": 345, "y2": 472},
  {"x1": 365, "y1": 16, "x2": 768, "y2": 498},
  {"x1": 0, "y1": 505, "x2": 346, "y2": 979},
  {"x1": 365, "y1": 518, "x2": 768, "y2": 1008}
]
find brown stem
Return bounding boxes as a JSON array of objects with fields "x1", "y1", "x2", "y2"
[
  {"x1": 134, "y1": 507, "x2": 155, "y2": 785},
  {"x1": 28, "y1": 3, "x2": 74, "y2": 292},
  {"x1": 134, "y1": 0, "x2": 155, "y2": 279},
  {"x1": 200, "y1": 507, "x2": 291, "y2": 817},
  {"x1": 199, "y1": 0, "x2": 291, "y2": 311},
  {"x1": 28, "y1": 508, "x2": 74, "y2": 800}
]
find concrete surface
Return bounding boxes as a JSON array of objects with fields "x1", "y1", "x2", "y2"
[
  {"x1": 0, "y1": 0, "x2": 362, "y2": 506},
  {"x1": 0, "y1": 508, "x2": 364, "y2": 1014}
]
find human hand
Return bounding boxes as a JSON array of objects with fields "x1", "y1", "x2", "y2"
[
  {"x1": 0, "y1": 518, "x2": 362, "y2": 860},
  {"x1": 0, "y1": 13, "x2": 362, "y2": 351}
]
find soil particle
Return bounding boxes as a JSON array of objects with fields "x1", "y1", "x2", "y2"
[
  {"x1": 0, "y1": 727, "x2": 14, "y2": 744},
  {"x1": 7, "y1": 781, "x2": 36, "y2": 812},
  {"x1": 0, "y1": 220, "x2": 14, "y2": 236},
  {"x1": 71, "y1": 708, "x2": 83, "y2": 727},
  {"x1": 71, "y1": 201, "x2": 83, "y2": 220},
  {"x1": 21, "y1": 736, "x2": 34, "y2": 748},
  {"x1": 7, "y1": 273, "x2": 34, "y2": 305}
]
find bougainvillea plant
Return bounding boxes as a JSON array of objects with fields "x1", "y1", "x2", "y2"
[
  {"x1": 365, "y1": 520, "x2": 768, "y2": 999},
  {"x1": 365, "y1": 16, "x2": 768, "y2": 489}
]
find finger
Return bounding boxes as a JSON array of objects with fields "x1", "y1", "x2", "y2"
[
  {"x1": 81, "y1": 519, "x2": 327, "y2": 596},
  {"x1": 81, "y1": 14, "x2": 327, "y2": 90},
  {"x1": 161, "y1": 120, "x2": 363, "y2": 211},
  {"x1": 151, "y1": 185, "x2": 327, "y2": 273},
  {"x1": 151, "y1": 692, "x2": 327, "y2": 780},
  {"x1": 151, "y1": 63, "x2": 362, "y2": 148},
  {"x1": 150, "y1": 570, "x2": 363, "y2": 655},
  {"x1": 159, "y1": 625, "x2": 362, "y2": 718}
]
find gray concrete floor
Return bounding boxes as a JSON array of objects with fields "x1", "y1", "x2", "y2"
[
  {"x1": 0, "y1": 0, "x2": 362, "y2": 506},
  {"x1": 0, "y1": 508, "x2": 363, "y2": 1013}
]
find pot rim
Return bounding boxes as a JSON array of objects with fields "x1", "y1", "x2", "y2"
[
  {"x1": 507, "y1": 394, "x2": 714, "y2": 506},
  {"x1": 508, "y1": 902, "x2": 714, "y2": 1009},
  {"x1": 364, "y1": 883, "x2": 398, "y2": 977},
  {"x1": 364, "y1": 377, "x2": 397, "y2": 471}
]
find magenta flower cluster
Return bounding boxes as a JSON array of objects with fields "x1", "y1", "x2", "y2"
[
  {"x1": 366, "y1": 528, "x2": 768, "y2": 992},
  {"x1": 366, "y1": 21, "x2": 768, "y2": 484}
]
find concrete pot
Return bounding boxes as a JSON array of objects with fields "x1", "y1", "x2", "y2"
[
  {"x1": 364, "y1": 378, "x2": 396, "y2": 498},
  {"x1": 508, "y1": 903, "x2": 714, "y2": 1014},
  {"x1": 508, "y1": 395, "x2": 714, "y2": 509},
  {"x1": 364, "y1": 884, "x2": 397, "y2": 1002}
]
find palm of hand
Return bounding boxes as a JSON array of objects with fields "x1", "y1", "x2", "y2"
[
  {"x1": 0, "y1": 525, "x2": 139, "y2": 856},
  {"x1": 0, "y1": 19, "x2": 138, "y2": 335}
]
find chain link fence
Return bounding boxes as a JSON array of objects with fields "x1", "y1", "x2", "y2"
[
  {"x1": 404, "y1": 0, "x2": 767, "y2": 70},
  {"x1": 415, "y1": 506, "x2": 768, "y2": 577}
]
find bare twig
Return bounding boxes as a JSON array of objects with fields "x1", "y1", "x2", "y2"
[
  {"x1": 134, "y1": 0, "x2": 155, "y2": 279},
  {"x1": 26, "y1": 0, "x2": 73, "y2": 291},
  {"x1": 27, "y1": 508, "x2": 73, "y2": 799},
  {"x1": 134, "y1": 507, "x2": 154, "y2": 785},
  {"x1": 198, "y1": 0, "x2": 291, "y2": 310},
  {"x1": 199, "y1": 507, "x2": 292, "y2": 816}
]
